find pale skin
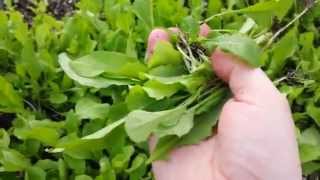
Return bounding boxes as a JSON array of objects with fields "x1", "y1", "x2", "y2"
[{"x1": 146, "y1": 25, "x2": 302, "y2": 180}]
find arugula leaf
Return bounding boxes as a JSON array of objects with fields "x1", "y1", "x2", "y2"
[
  {"x1": 132, "y1": 0, "x2": 154, "y2": 29},
  {"x1": 142, "y1": 80, "x2": 182, "y2": 100},
  {"x1": 13, "y1": 117, "x2": 62, "y2": 146},
  {"x1": 239, "y1": 0, "x2": 293, "y2": 27},
  {"x1": 75, "y1": 97, "x2": 109, "y2": 120},
  {"x1": 127, "y1": 155, "x2": 147, "y2": 180},
  {"x1": 205, "y1": 34, "x2": 262, "y2": 67},
  {"x1": 25, "y1": 166, "x2": 46, "y2": 180},
  {"x1": 0, "y1": 129, "x2": 10, "y2": 148},
  {"x1": 180, "y1": 16, "x2": 200, "y2": 40},
  {"x1": 125, "y1": 106, "x2": 193, "y2": 143},
  {"x1": 266, "y1": 28, "x2": 298, "y2": 77},
  {"x1": 81, "y1": 119, "x2": 125, "y2": 140},
  {"x1": 70, "y1": 51, "x2": 147, "y2": 78},
  {"x1": 0, "y1": 149, "x2": 30, "y2": 171},
  {"x1": 59, "y1": 53, "x2": 135, "y2": 88},
  {"x1": 0, "y1": 76, "x2": 23, "y2": 112},
  {"x1": 148, "y1": 136, "x2": 180, "y2": 163},
  {"x1": 148, "y1": 41, "x2": 182, "y2": 68}
]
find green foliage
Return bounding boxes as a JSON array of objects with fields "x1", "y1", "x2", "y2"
[
  {"x1": 0, "y1": 0, "x2": 319, "y2": 179},
  {"x1": 205, "y1": 34, "x2": 263, "y2": 67}
]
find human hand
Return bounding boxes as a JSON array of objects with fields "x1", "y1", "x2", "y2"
[{"x1": 147, "y1": 25, "x2": 302, "y2": 180}]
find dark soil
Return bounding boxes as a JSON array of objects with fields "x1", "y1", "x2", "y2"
[
  {"x1": 0, "y1": 113, "x2": 16, "y2": 129},
  {"x1": 0, "y1": 0, "x2": 78, "y2": 25},
  {"x1": 47, "y1": 0, "x2": 78, "y2": 19},
  {"x1": 14, "y1": 0, "x2": 36, "y2": 25}
]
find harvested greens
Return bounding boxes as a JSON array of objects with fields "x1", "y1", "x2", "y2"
[{"x1": 0, "y1": 0, "x2": 320, "y2": 179}]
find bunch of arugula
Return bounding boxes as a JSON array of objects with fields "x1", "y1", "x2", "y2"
[{"x1": 0, "y1": 0, "x2": 320, "y2": 179}]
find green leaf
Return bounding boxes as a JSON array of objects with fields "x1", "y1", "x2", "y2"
[
  {"x1": 0, "y1": 76, "x2": 23, "y2": 112},
  {"x1": 148, "y1": 136, "x2": 180, "y2": 163},
  {"x1": 0, "y1": 129, "x2": 10, "y2": 148},
  {"x1": 155, "y1": 109, "x2": 194, "y2": 138},
  {"x1": 126, "y1": 154, "x2": 147, "y2": 180},
  {"x1": 267, "y1": 28, "x2": 298, "y2": 77},
  {"x1": 14, "y1": 126, "x2": 60, "y2": 146},
  {"x1": 25, "y1": 166, "x2": 46, "y2": 180},
  {"x1": 75, "y1": 97, "x2": 109, "y2": 119},
  {"x1": 111, "y1": 146, "x2": 134, "y2": 172},
  {"x1": 299, "y1": 126, "x2": 320, "y2": 146},
  {"x1": 20, "y1": 40, "x2": 42, "y2": 81},
  {"x1": 75, "y1": 175, "x2": 93, "y2": 180},
  {"x1": 96, "y1": 157, "x2": 116, "y2": 180},
  {"x1": 133, "y1": 0, "x2": 154, "y2": 29},
  {"x1": 299, "y1": 144, "x2": 320, "y2": 163},
  {"x1": 124, "y1": 106, "x2": 194, "y2": 143},
  {"x1": 77, "y1": 0, "x2": 103, "y2": 14},
  {"x1": 34, "y1": 159, "x2": 58, "y2": 170},
  {"x1": 63, "y1": 154, "x2": 85, "y2": 174},
  {"x1": 143, "y1": 73, "x2": 206, "y2": 93},
  {"x1": 58, "y1": 159, "x2": 67, "y2": 180},
  {"x1": 148, "y1": 41, "x2": 182, "y2": 68},
  {"x1": 142, "y1": 80, "x2": 182, "y2": 100},
  {"x1": 0, "y1": 149, "x2": 30, "y2": 171},
  {"x1": 81, "y1": 119, "x2": 126, "y2": 140},
  {"x1": 70, "y1": 51, "x2": 147, "y2": 78},
  {"x1": 59, "y1": 53, "x2": 134, "y2": 88},
  {"x1": 179, "y1": 94, "x2": 227, "y2": 145},
  {"x1": 205, "y1": 34, "x2": 262, "y2": 67},
  {"x1": 125, "y1": 85, "x2": 155, "y2": 110},
  {"x1": 302, "y1": 162, "x2": 320, "y2": 175},
  {"x1": 49, "y1": 93, "x2": 68, "y2": 104},
  {"x1": 180, "y1": 16, "x2": 200, "y2": 40},
  {"x1": 13, "y1": 116, "x2": 63, "y2": 145},
  {"x1": 239, "y1": 0, "x2": 293, "y2": 27},
  {"x1": 306, "y1": 103, "x2": 320, "y2": 127}
]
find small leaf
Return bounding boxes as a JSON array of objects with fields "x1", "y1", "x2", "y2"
[
  {"x1": 25, "y1": 166, "x2": 46, "y2": 180},
  {"x1": 302, "y1": 162, "x2": 320, "y2": 175},
  {"x1": 59, "y1": 53, "x2": 134, "y2": 88},
  {"x1": 0, "y1": 76, "x2": 23, "y2": 112},
  {"x1": 0, "y1": 149, "x2": 30, "y2": 171},
  {"x1": 0, "y1": 129, "x2": 10, "y2": 148},
  {"x1": 142, "y1": 80, "x2": 182, "y2": 100},
  {"x1": 133, "y1": 0, "x2": 154, "y2": 29},
  {"x1": 299, "y1": 144, "x2": 320, "y2": 163},
  {"x1": 205, "y1": 34, "x2": 262, "y2": 67},
  {"x1": 49, "y1": 93, "x2": 68, "y2": 104},
  {"x1": 111, "y1": 146, "x2": 134, "y2": 172},
  {"x1": 180, "y1": 16, "x2": 200, "y2": 40},
  {"x1": 148, "y1": 136, "x2": 180, "y2": 163},
  {"x1": 75, "y1": 175, "x2": 93, "y2": 180},
  {"x1": 239, "y1": 0, "x2": 293, "y2": 27},
  {"x1": 75, "y1": 97, "x2": 109, "y2": 120},
  {"x1": 70, "y1": 51, "x2": 147, "y2": 78},
  {"x1": 63, "y1": 154, "x2": 85, "y2": 174},
  {"x1": 179, "y1": 95, "x2": 227, "y2": 146},
  {"x1": 148, "y1": 41, "x2": 182, "y2": 68},
  {"x1": 82, "y1": 119, "x2": 126, "y2": 140},
  {"x1": 124, "y1": 106, "x2": 193, "y2": 143},
  {"x1": 266, "y1": 28, "x2": 298, "y2": 77},
  {"x1": 306, "y1": 103, "x2": 320, "y2": 127}
]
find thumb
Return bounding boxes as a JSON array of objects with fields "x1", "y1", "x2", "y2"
[
  {"x1": 211, "y1": 49, "x2": 282, "y2": 106},
  {"x1": 210, "y1": 50, "x2": 301, "y2": 179}
]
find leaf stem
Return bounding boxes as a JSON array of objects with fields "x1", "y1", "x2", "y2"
[
  {"x1": 264, "y1": 6, "x2": 310, "y2": 49},
  {"x1": 202, "y1": 10, "x2": 238, "y2": 23},
  {"x1": 209, "y1": 29, "x2": 237, "y2": 33}
]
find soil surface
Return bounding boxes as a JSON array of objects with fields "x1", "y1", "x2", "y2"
[{"x1": 0, "y1": 0, "x2": 77, "y2": 24}]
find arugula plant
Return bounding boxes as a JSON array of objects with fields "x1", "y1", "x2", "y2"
[{"x1": 0, "y1": 0, "x2": 320, "y2": 179}]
